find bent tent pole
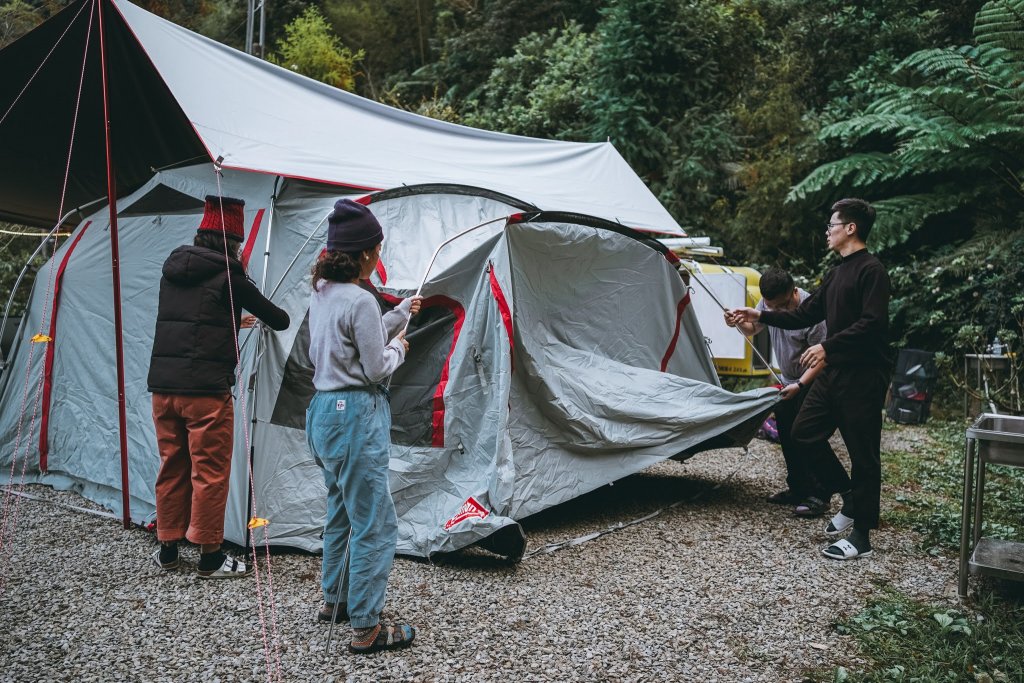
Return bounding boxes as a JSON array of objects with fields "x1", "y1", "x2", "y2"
[
  {"x1": 381, "y1": 214, "x2": 511, "y2": 393},
  {"x1": 97, "y1": 0, "x2": 132, "y2": 530},
  {"x1": 0, "y1": 197, "x2": 106, "y2": 373},
  {"x1": 410, "y1": 215, "x2": 512, "y2": 302},
  {"x1": 685, "y1": 269, "x2": 784, "y2": 388}
]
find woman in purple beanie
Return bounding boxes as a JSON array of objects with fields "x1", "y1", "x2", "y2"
[{"x1": 305, "y1": 198, "x2": 421, "y2": 654}]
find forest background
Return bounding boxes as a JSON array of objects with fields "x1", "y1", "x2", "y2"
[{"x1": 2, "y1": 0, "x2": 1022, "y2": 411}]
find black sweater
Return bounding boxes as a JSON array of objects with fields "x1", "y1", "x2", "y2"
[
  {"x1": 759, "y1": 249, "x2": 892, "y2": 369},
  {"x1": 148, "y1": 246, "x2": 290, "y2": 394}
]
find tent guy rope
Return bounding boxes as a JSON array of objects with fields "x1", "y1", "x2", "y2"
[
  {"x1": 0, "y1": 0, "x2": 97, "y2": 594},
  {"x1": 213, "y1": 163, "x2": 282, "y2": 683}
]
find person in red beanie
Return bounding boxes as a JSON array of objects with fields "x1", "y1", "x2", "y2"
[{"x1": 148, "y1": 195, "x2": 290, "y2": 578}]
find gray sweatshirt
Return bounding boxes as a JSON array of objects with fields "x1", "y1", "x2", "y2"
[{"x1": 308, "y1": 282, "x2": 413, "y2": 391}]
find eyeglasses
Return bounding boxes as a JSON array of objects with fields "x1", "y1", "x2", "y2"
[{"x1": 825, "y1": 222, "x2": 850, "y2": 231}]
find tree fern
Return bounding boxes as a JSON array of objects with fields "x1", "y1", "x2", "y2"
[
  {"x1": 869, "y1": 192, "x2": 977, "y2": 248},
  {"x1": 974, "y1": 0, "x2": 1024, "y2": 57},
  {"x1": 789, "y1": 0, "x2": 1024, "y2": 247}
]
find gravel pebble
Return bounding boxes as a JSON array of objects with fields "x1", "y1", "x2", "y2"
[{"x1": 0, "y1": 426, "x2": 957, "y2": 682}]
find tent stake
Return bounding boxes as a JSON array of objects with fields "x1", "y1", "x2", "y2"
[{"x1": 97, "y1": 0, "x2": 132, "y2": 529}]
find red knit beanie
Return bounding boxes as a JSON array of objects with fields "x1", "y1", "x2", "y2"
[{"x1": 197, "y1": 195, "x2": 245, "y2": 240}]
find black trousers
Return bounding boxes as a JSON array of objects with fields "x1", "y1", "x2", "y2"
[
  {"x1": 791, "y1": 365, "x2": 889, "y2": 530},
  {"x1": 773, "y1": 383, "x2": 839, "y2": 498}
]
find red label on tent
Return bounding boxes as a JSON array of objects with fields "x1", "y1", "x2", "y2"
[{"x1": 443, "y1": 496, "x2": 489, "y2": 530}]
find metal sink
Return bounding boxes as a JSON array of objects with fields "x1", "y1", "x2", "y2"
[{"x1": 967, "y1": 413, "x2": 1024, "y2": 466}]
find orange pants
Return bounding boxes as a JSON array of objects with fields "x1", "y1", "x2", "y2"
[{"x1": 152, "y1": 393, "x2": 234, "y2": 545}]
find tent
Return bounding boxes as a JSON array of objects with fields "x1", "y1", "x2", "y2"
[{"x1": 0, "y1": 1, "x2": 778, "y2": 560}]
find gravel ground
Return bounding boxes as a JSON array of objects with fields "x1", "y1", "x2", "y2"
[{"x1": 0, "y1": 425, "x2": 958, "y2": 682}]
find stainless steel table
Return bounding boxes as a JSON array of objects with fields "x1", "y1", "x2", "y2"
[{"x1": 958, "y1": 413, "x2": 1024, "y2": 598}]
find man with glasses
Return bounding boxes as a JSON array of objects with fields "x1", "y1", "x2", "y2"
[{"x1": 727, "y1": 198, "x2": 891, "y2": 560}]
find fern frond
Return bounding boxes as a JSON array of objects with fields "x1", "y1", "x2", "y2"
[
  {"x1": 975, "y1": 0, "x2": 1024, "y2": 58},
  {"x1": 870, "y1": 192, "x2": 974, "y2": 248},
  {"x1": 900, "y1": 47, "x2": 983, "y2": 82},
  {"x1": 786, "y1": 153, "x2": 906, "y2": 204},
  {"x1": 820, "y1": 113, "x2": 928, "y2": 144}
]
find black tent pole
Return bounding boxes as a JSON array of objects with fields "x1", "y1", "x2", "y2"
[{"x1": 97, "y1": 0, "x2": 132, "y2": 530}]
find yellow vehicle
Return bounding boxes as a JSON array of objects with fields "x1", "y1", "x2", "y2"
[{"x1": 661, "y1": 238, "x2": 775, "y2": 378}]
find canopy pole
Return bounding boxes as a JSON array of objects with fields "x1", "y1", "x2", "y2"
[
  {"x1": 243, "y1": 177, "x2": 281, "y2": 557},
  {"x1": 97, "y1": 0, "x2": 132, "y2": 530}
]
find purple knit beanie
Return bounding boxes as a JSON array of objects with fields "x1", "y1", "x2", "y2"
[{"x1": 327, "y1": 199, "x2": 384, "y2": 252}]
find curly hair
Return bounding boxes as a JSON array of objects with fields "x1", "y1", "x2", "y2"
[
  {"x1": 312, "y1": 250, "x2": 363, "y2": 291},
  {"x1": 194, "y1": 231, "x2": 242, "y2": 260}
]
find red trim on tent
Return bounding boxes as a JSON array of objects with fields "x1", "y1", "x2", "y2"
[
  {"x1": 487, "y1": 267, "x2": 514, "y2": 370},
  {"x1": 213, "y1": 164, "x2": 381, "y2": 194},
  {"x1": 375, "y1": 259, "x2": 387, "y2": 285},
  {"x1": 240, "y1": 208, "x2": 264, "y2": 268},
  {"x1": 355, "y1": 195, "x2": 373, "y2": 205},
  {"x1": 660, "y1": 293, "x2": 691, "y2": 372},
  {"x1": 39, "y1": 221, "x2": 92, "y2": 471},
  {"x1": 427, "y1": 295, "x2": 465, "y2": 447},
  {"x1": 664, "y1": 250, "x2": 681, "y2": 265}
]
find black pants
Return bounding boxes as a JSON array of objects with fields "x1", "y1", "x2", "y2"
[
  {"x1": 792, "y1": 365, "x2": 889, "y2": 530},
  {"x1": 774, "y1": 383, "x2": 839, "y2": 498}
]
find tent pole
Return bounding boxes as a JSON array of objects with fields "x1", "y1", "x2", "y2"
[
  {"x1": 97, "y1": 0, "x2": 132, "y2": 530},
  {"x1": 0, "y1": 198, "x2": 105, "y2": 373},
  {"x1": 243, "y1": 176, "x2": 281, "y2": 557},
  {"x1": 258, "y1": 177, "x2": 281, "y2": 295}
]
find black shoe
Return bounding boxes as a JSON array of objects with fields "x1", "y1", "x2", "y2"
[
  {"x1": 794, "y1": 496, "x2": 828, "y2": 517},
  {"x1": 766, "y1": 489, "x2": 801, "y2": 505}
]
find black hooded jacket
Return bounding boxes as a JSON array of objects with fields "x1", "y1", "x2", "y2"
[{"x1": 147, "y1": 245, "x2": 290, "y2": 395}]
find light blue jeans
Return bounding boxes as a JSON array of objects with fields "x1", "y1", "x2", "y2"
[{"x1": 306, "y1": 388, "x2": 397, "y2": 629}]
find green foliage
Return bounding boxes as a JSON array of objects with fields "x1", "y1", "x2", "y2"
[
  {"x1": 323, "y1": 0, "x2": 435, "y2": 98},
  {"x1": 269, "y1": 6, "x2": 363, "y2": 91},
  {"x1": 418, "y1": 0, "x2": 600, "y2": 104},
  {"x1": 0, "y1": 224, "x2": 53, "y2": 320},
  {"x1": 585, "y1": 0, "x2": 757, "y2": 229},
  {"x1": 828, "y1": 588, "x2": 1024, "y2": 682},
  {"x1": 789, "y1": 0, "x2": 1024, "y2": 249},
  {"x1": 714, "y1": 0, "x2": 969, "y2": 265},
  {"x1": 464, "y1": 22, "x2": 596, "y2": 140},
  {"x1": 883, "y1": 420, "x2": 1024, "y2": 550},
  {"x1": 888, "y1": 229, "x2": 1024, "y2": 413},
  {"x1": 0, "y1": 0, "x2": 43, "y2": 48}
]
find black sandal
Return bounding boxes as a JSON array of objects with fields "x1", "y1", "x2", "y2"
[
  {"x1": 348, "y1": 623, "x2": 417, "y2": 655},
  {"x1": 794, "y1": 496, "x2": 828, "y2": 517}
]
